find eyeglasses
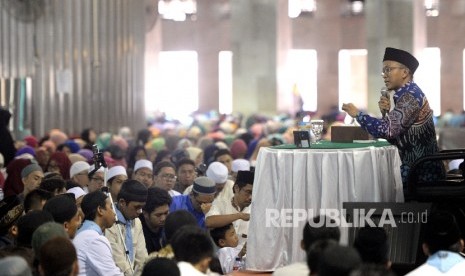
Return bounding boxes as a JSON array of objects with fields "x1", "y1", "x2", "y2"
[
  {"x1": 382, "y1": 66, "x2": 404, "y2": 75},
  {"x1": 136, "y1": 172, "x2": 153, "y2": 179},
  {"x1": 160, "y1": 174, "x2": 177, "y2": 180},
  {"x1": 91, "y1": 177, "x2": 104, "y2": 183}
]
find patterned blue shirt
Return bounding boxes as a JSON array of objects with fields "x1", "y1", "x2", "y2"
[{"x1": 356, "y1": 81, "x2": 444, "y2": 185}]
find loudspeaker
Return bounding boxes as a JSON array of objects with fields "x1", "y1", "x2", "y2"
[{"x1": 342, "y1": 202, "x2": 432, "y2": 266}]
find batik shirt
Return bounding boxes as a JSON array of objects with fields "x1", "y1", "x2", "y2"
[{"x1": 355, "y1": 81, "x2": 445, "y2": 185}]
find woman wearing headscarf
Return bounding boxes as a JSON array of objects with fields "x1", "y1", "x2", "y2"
[
  {"x1": 3, "y1": 158, "x2": 32, "y2": 197},
  {"x1": 127, "y1": 146, "x2": 148, "y2": 170},
  {"x1": 0, "y1": 108, "x2": 16, "y2": 167},
  {"x1": 46, "y1": 152, "x2": 72, "y2": 180},
  {"x1": 96, "y1": 132, "x2": 112, "y2": 151},
  {"x1": 80, "y1": 128, "x2": 97, "y2": 150},
  {"x1": 35, "y1": 147, "x2": 50, "y2": 171},
  {"x1": 185, "y1": 147, "x2": 204, "y2": 168},
  {"x1": 49, "y1": 129, "x2": 68, "y2": 147}
]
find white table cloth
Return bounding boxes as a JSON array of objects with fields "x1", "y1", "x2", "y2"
[{"x1": 247, "y1": 143, "x2": 404, "y2": 271}]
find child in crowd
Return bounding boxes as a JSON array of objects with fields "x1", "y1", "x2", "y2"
[{"x1": 210, "y1": 223, "x2": 246, "y2": 274}]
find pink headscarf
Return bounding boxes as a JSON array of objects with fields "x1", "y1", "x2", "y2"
[
  {"x1": 41, "y1": 140, "x2": 57, "y2": 154},
  {"x1": 229, "y1": 139, "x2": 248, "y2": 159},
  {"x1": 111, "y1": 136, "x2": 129, "y2": 151},
  {"x1": 46, "y1": 152, "x2": 72, "y2": 180},
  {"x1": 3, "y1": 159, "x2": 32, "y2": 197},
  {"x1": 23, "y1": 135, "x2": 38, "y2": 148},
  {"x1": 49, "y1": 129, "x2": 68, "y2": 146}
]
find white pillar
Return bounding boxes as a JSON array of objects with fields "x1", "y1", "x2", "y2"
[{"x1": 365, "y1": 0, "x2": 426, "y2": 113}]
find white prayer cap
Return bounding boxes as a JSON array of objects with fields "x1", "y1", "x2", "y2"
[
  {"x1": 206, "y1": 162, "x2": 228, "y2": 184},
  {"x1": 192, "y1": 176, "x2": 216, "y2": 194},
  {"x1": 215, "y1": 141, "x2": 229, "y2": 150},
  {"x1": 67, "y1": 187, "x2": 87, "y2": 199},
  {"x1": 134, "y1": 159, "x2": 153, "y2": 172},
  {"x1": 108, "y1": 165, "x2": 127, "y2": 180},
  {"x1": 14, "y1": 153, "x2": 35, "y2": 160},
  {"x1": 232, "y1": 159, "x2": 250, "y2": 172},
  {"x1": 70, "y1": 161, "x2": 91, "y2": 178},
  {"x1": 88, "y1": 164, "x2": 104, "y2": 174}
]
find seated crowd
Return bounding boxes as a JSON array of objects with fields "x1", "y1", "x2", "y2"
[{"x1": 0, "y1": 114, "x2": 464, "y2": 275}]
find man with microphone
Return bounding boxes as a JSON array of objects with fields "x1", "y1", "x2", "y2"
[{"x1": 342, "y1": 47, "x2": 444, "y2": 186}]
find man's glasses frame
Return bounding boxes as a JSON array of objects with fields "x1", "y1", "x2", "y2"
[{"x1": 382, "y1": 66, "x2": 405, "y2": 75}]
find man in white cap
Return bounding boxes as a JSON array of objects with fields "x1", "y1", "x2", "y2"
[
  {"x1": 67, "y1": 187, "x2": 86, "y2": 207},
  {"x1": 87, "y1": 165, "x2": 105, "y2": 193},
  {"x1": 69, "y1": 161, "x2": 91, "y2": 192},
  {"x1": 107, "y1": 165, "x2": 128, "y2": 201},
  {"x1": 183, "y1": 162, "x2": 233, "y2": 202},
  {"x1": 205, "y1": 170, "x2": 254, "y2": 247},
  {"x1": 170, "y1": 176, "x2": 216, "y2": 230},
  {"x1": 133, "y1": 159, "x2": 153, "y2": 188},
  {"x1": 231, "y1": 159, "x2": 250, "y2": 181}
]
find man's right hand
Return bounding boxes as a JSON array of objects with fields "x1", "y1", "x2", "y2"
[{"x1": 378, "y1": 95, "x2": 390, "y2": 114}]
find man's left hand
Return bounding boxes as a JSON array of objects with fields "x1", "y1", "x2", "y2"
[{"x1": 200, "y1": 203, "x2": 212, "y2": 214}]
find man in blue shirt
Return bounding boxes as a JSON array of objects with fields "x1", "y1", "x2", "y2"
[
  {"x1": 73, "y1": 191, "x2": 122, "y2": 276},
  {"x1": 170, "y1": 176, "x2": 216, "y2": 229},
  {"x1": 343, "y1": 47, "x2": 444, "y2": 185}
]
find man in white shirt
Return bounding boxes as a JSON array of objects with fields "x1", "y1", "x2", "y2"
[
  {"x1": 73, "y1": 190, "x2": 122, "y2": 276},
  {"x1": 406, "y1": 212, "x2": 465, "y2": 276},
  {"x1": 69, "y1": 161, "x2": 91, "y2": 192},
  {"x1": 205, "y1": 170, "x2": 254, "y2": 247}
]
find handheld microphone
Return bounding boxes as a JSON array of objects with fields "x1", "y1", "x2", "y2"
[{"x1": 380, "y1": 87, "x2": 389, "y2": 118}]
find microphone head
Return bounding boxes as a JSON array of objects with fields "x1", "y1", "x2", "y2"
[
  {"x1": 380, "y1": 87, "x2": 389, "y2": 98},
  {"x1": 101, "y1": 186, "x2": 109, "y2": 193}
]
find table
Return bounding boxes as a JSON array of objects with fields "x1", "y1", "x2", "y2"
[{"x1": 246, "y1": 141, "x2": 404, "y2": 271}]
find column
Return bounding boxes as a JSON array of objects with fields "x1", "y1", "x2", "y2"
[
  {"x1": 230, "y1": 0, "x2": 292, "y2": 117},
  {"x1": 365, "y1": 0, "x2": 426, "y2": 114}
]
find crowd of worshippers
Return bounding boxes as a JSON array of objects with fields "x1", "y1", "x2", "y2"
[
  {"x1": 1, "y1": 187, "x2": 465, "y2": 276},
  {"x1": 1, "y1": 115, "x2": 464, "y2": 275},
  {"x1": 0, "y1": 118, "x2": 261, "y2": 275}
]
